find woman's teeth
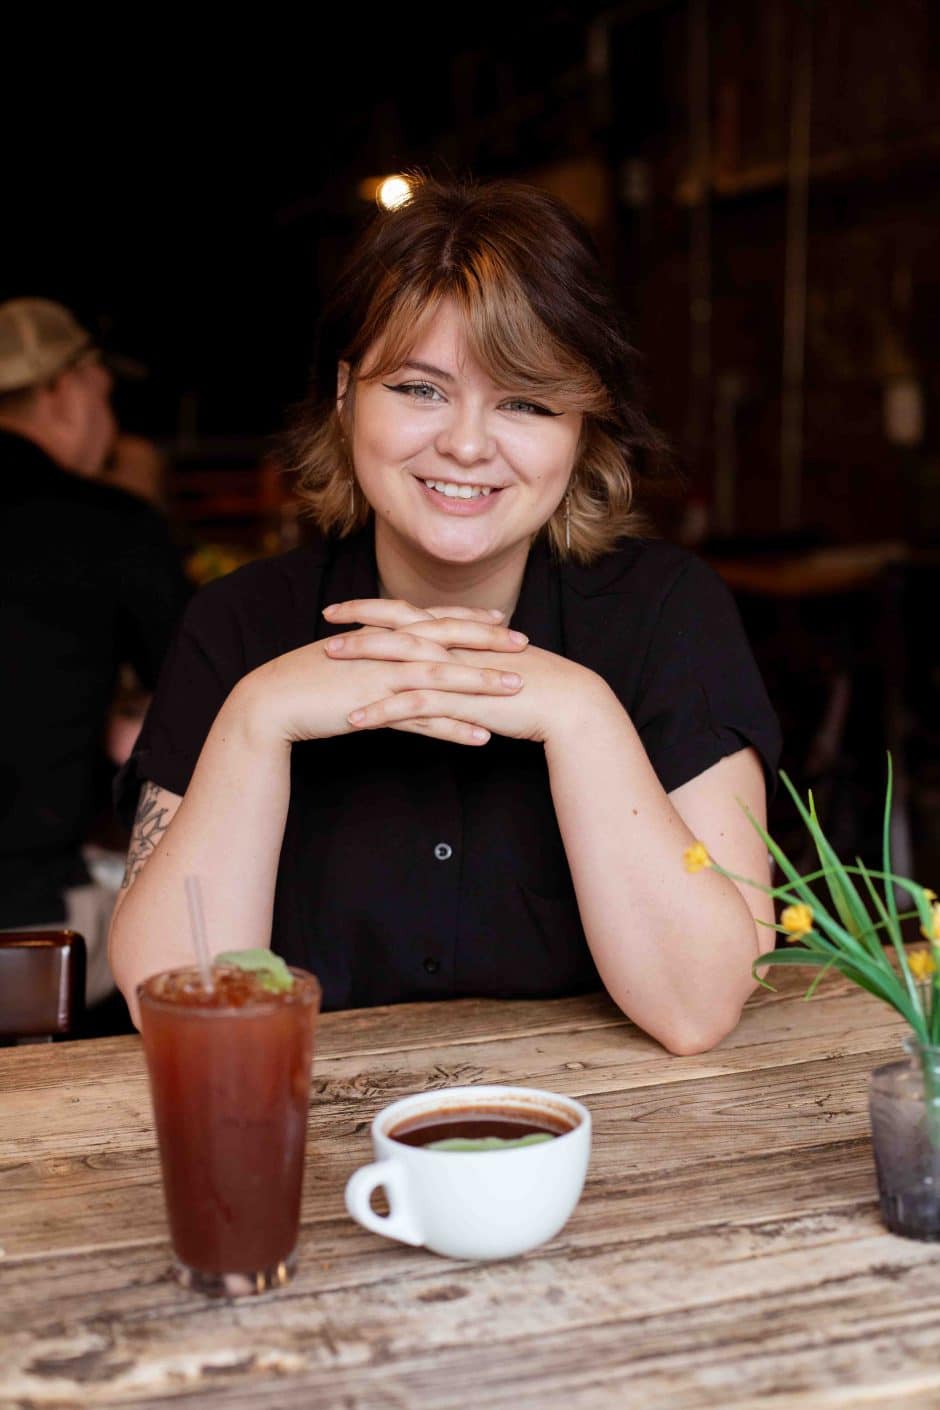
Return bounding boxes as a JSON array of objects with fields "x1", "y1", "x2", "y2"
[{"x1": 423, "y1": 480, "x2": 493, "y2": 500}]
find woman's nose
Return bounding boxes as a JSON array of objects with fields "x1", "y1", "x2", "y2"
[{"x1": 434, "y1": 401, "x2": 495, "y2": 466}]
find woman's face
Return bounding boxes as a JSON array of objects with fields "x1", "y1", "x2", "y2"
[{"x1": 342, "y1": 299, "x2": 582, "y2": 575}]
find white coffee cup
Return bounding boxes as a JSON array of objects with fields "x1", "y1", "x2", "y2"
[{"x1": 344, "y1": 1084, "x2": 591, "y2": 1260}]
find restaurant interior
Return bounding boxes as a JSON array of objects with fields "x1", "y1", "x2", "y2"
[
  {"x1": 5, "y1": 5, "x2": 940, "y2": 1405},
  {"x1": 4, "y1": 1, "x2": 939, "y2": 1012}
]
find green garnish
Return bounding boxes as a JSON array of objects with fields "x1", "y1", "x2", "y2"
[
  {"x1": 425, "y1": 1133, "x2": 554, "y2": 1152},
  {"x1": 215, "y1": 948, "x2": 294, "y2": 993}
]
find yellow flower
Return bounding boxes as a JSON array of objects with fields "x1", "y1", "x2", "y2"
[
  {"x1": 908, "y1": 949, "x2": 937, "y2": 982},
  {"x1": 920, "y1": 901, "x2": 940, "y2": 943},
  {"x1": 781, "y1": 903, "x2": 814, "y2": 941},
  {"x1": 684, "y1": 842, "x2": 712, "y2": 874}
]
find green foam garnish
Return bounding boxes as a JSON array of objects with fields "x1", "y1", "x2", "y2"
[
  {"x1": 215, "y1": 948, "x2": 294, "y2": 993},
  {"x1": 425, "y1": 1133, "x2": 554, "y2": 1152}
]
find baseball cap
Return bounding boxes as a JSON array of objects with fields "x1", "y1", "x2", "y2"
[{"x1": 0, "y1": 298, "x2": 144, "y2": 394}]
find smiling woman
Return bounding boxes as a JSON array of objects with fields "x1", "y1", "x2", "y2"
[
  {"x1": 292, "y1": 179, "x2": 663, "y2": 568},
  {"x1": 109, "y1": 178, "x2": 782, "y2": 1055}
]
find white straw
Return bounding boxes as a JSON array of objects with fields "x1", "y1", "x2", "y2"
[{"x1": 184, "y1": 874, "x2": 214, "y2": 990}]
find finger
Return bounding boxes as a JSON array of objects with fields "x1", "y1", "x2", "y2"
[
  {"x1": 388, "y1": 663, "x2": 523, "y2": 695},
  {"x1": 426, "y1": 605, "x2": 506, "y2": 623},
  {"x1": 325, "y1": 636, "x2": 523, "y2": 686},
  {"x1": 323, "y1": 598, "x2": 433, "y2": 629},
  {"x1": 325, "y1": 600, "x2": 508, "y2": 631},
  {"x1": 389, "y1": 717, "x2": 491, "y2": 746},
  {"x1": 324, "y1": 632, "x2": 452, "y2": 664},
  {"x1": 390, "y1": 619, "x2": 529, "y2": 653},
  {"x1": 348, "y1": 689, "x2": 509, "y2": 729}
]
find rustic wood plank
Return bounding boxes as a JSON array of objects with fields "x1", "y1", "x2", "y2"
[
  {"x1": 3, "y1": 1204, "x2": 939, "y2": 1408},
  {"x1": 0, "y1": 969, "x2": 930, "y2": 1409},
  {"x1": 0, "y1": 963, "x2": 887, "y2": 1107},
  {"x1": 0, "y1": 1033, "x2": 889, "y2": 1261},
  {"x1": 0, "y1": 1128, "x2": 881, "y2": 1307},
  {"x1": 0, "y1": 976, "x2": 906, "y2": 1165},
  {"x1": 0, "y1": 982, "x2": 903, "y2": 1262}
]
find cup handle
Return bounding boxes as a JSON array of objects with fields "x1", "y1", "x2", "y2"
[{"x1": 344, "y1": 1159, "x2": 424, "y2": 1246}]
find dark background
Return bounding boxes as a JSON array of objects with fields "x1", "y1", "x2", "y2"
[{"x1": 6, "y1": 0, "x2": 940, "y2": 877}]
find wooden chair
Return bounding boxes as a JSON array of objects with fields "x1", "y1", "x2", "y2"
[{"x1": 0, "y1": 931, "x2": 86, "y2": 1042}]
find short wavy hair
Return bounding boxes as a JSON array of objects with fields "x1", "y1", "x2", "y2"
[{"x1": 289, "y1": 178, "x2": 670, "y2": 563}]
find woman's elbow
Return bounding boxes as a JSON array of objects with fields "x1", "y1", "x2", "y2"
[
  {"x1": 107, "y1": 910, "x2": 142, "y2": 1029},
  {"x1": 626, "y1": 1001, "x2": 745, "y2": 1057},
  {"x1": 656, "y1": 1017, "x2": 737, "y2": 1056}
]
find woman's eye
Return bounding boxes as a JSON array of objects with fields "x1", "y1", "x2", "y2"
[
  {"x1": 384, "y1": 381, "x2": 444, "y2": 402},
  {"x1": 501, "y1": 399, "x2": 558, "y2": 417}
]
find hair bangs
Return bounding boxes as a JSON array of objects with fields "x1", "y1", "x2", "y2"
[
  {"x1": 352, "y1": 259, "x2": 609, "y2": 418},
  {"x1": 453, "y1": 265, "x2": 611, "y2": 416}
]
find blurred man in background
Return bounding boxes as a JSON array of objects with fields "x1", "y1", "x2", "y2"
[{"x1": 0, "y1": 299, "x2": 191, "y2": 1015}]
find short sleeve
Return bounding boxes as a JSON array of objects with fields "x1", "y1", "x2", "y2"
[
  {"x1": 631, "y1": 556, "x2": 781, "y2": 796},
  {"x1": 114, "y1": 584, "x2": 247, "y2": 827}
]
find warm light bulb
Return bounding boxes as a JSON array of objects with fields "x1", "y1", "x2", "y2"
[{"x1": 377, "y1": 176, "x2": 413, "y2": 210}]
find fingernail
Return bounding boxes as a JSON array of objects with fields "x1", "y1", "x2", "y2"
[
  {"x1": 348, "y1": 709, "x2": 365, "y2": 724},
  {"x1": 509, "y1": 630, "x2": 528, "y2": 644},
  {"x1": 326, "y1": 637, "x2": 345, "y2": 651},
  {"x1": 501, "y1": 673, "x2": 522, "y2": 688},
  {"x1": 488, "y1": 609, "x2": 504, "y2": 619},
  {"x1": 323, "y1": 604, "x2": 338, "y2": 616},
  {"x1": 472, "y1": 727, "x2": 489, "y2": 742}
]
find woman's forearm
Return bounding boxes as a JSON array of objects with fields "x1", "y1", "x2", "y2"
[
  {"x1": 544, "y1": 682, "x2": 761, "y2": 1054},
  {"x1": 109, "y1": 681, "x2": 292, "y2": 1024}
]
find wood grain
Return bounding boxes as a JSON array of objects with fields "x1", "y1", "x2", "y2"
[{"x1": 0, "y1": 968, "x2": 930, "y2": 1410}]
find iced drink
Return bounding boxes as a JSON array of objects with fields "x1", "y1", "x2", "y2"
[{"x1": 138, "y1": 963, "x2": 320, "y2": 1297}]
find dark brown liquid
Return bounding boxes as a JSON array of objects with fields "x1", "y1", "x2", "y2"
[
  {"x1": 389, "y1": 1105, "x2": 573, "y2": 1147},
  {"x1": 139, "y1": 968, "x2": 320, "y2": 1275}
]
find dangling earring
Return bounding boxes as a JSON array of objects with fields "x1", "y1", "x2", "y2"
[
  {"x1": 339, "y1": 423, "x2": 356, "y2": 520},
  {"x1": 564, "y1": 489, "x2": 571, "y2": 552}
]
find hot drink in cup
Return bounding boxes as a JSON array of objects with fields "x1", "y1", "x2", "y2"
[
  {"x1": 345, "y1": 1085, "x2": 591, "y2": 1259},
  {"x1": 138, "y1": 955, "x2": 320, "y2": 1297}
]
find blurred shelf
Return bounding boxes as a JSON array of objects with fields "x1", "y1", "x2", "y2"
[{"x1": 675, "y1": 127, "x2": 940, "y2": 204}]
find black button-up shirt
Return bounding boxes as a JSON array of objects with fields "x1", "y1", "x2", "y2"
[{"x1": 117, "y1": 527, "x2": 780, "y2": 1011}]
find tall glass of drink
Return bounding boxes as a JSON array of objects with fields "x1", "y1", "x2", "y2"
[{"x1": 138, "y1": 962, "x2": 321, "y2": 1297}]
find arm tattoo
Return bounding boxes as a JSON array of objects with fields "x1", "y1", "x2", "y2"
[{"x1": 121, "y1": 781, "x2": 171, "y2": 889}]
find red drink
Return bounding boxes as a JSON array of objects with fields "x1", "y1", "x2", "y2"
[{"x1": 138, "y1": 964, "x2": 320, "y2": 1297}]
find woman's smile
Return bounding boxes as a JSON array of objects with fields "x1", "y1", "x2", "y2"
[{"x1": 415, "y1": 475, "x2": 507, "y2": 515}]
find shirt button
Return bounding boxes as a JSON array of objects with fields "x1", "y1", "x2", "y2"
[
  {"x1": 434, "y1": 842, "x2": 453, "y2": 861},
  {"x1": 423, "y1": 957, "x2": 441, "y2": 974}
]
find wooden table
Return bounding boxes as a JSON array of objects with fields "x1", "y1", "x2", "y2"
[{"x1": 2, "y1": 971, "x2": 939, "y2": 1409}]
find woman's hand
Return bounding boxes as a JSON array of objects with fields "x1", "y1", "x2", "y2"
[
  {"x1": 322, "y1": 598, "x2": 610, "y2": 745},
  {"x1": 235, "y1": 601, "x2": 530, "y2": 750}
]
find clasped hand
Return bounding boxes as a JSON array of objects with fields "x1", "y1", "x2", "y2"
[{"x1": 249, "y1": 597, "x2": 601, "y2": 749}]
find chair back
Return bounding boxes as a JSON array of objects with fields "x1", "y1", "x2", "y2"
[{"x1": 0, "y1": 931, "x2": 86, "y2": 1039}]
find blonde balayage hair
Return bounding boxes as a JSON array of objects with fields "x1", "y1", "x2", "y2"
[{"x1": 290, "y1": 178, "x2": 669, "y2": 563}]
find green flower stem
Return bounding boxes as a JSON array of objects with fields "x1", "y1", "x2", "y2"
[
  {"x1": 751, "y1": 945, "x2": 923, "y2": 1028},
  {"x1": 882, "y1": 754, "x2": 902, "y2": 954},
  {"x1": 854, "y1": 859, "x2": 921, "y2": 1025},
  {"x1": 692, "y1": 754, "x2": 938, "y2": 1081},
  {"x1": 733, "y1": 811, "x2": 891, "y2": 974}
]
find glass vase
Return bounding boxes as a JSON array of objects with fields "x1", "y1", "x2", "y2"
[{"x1": 869, "y1": 1035, "x2": 940, "y2": 1240}]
